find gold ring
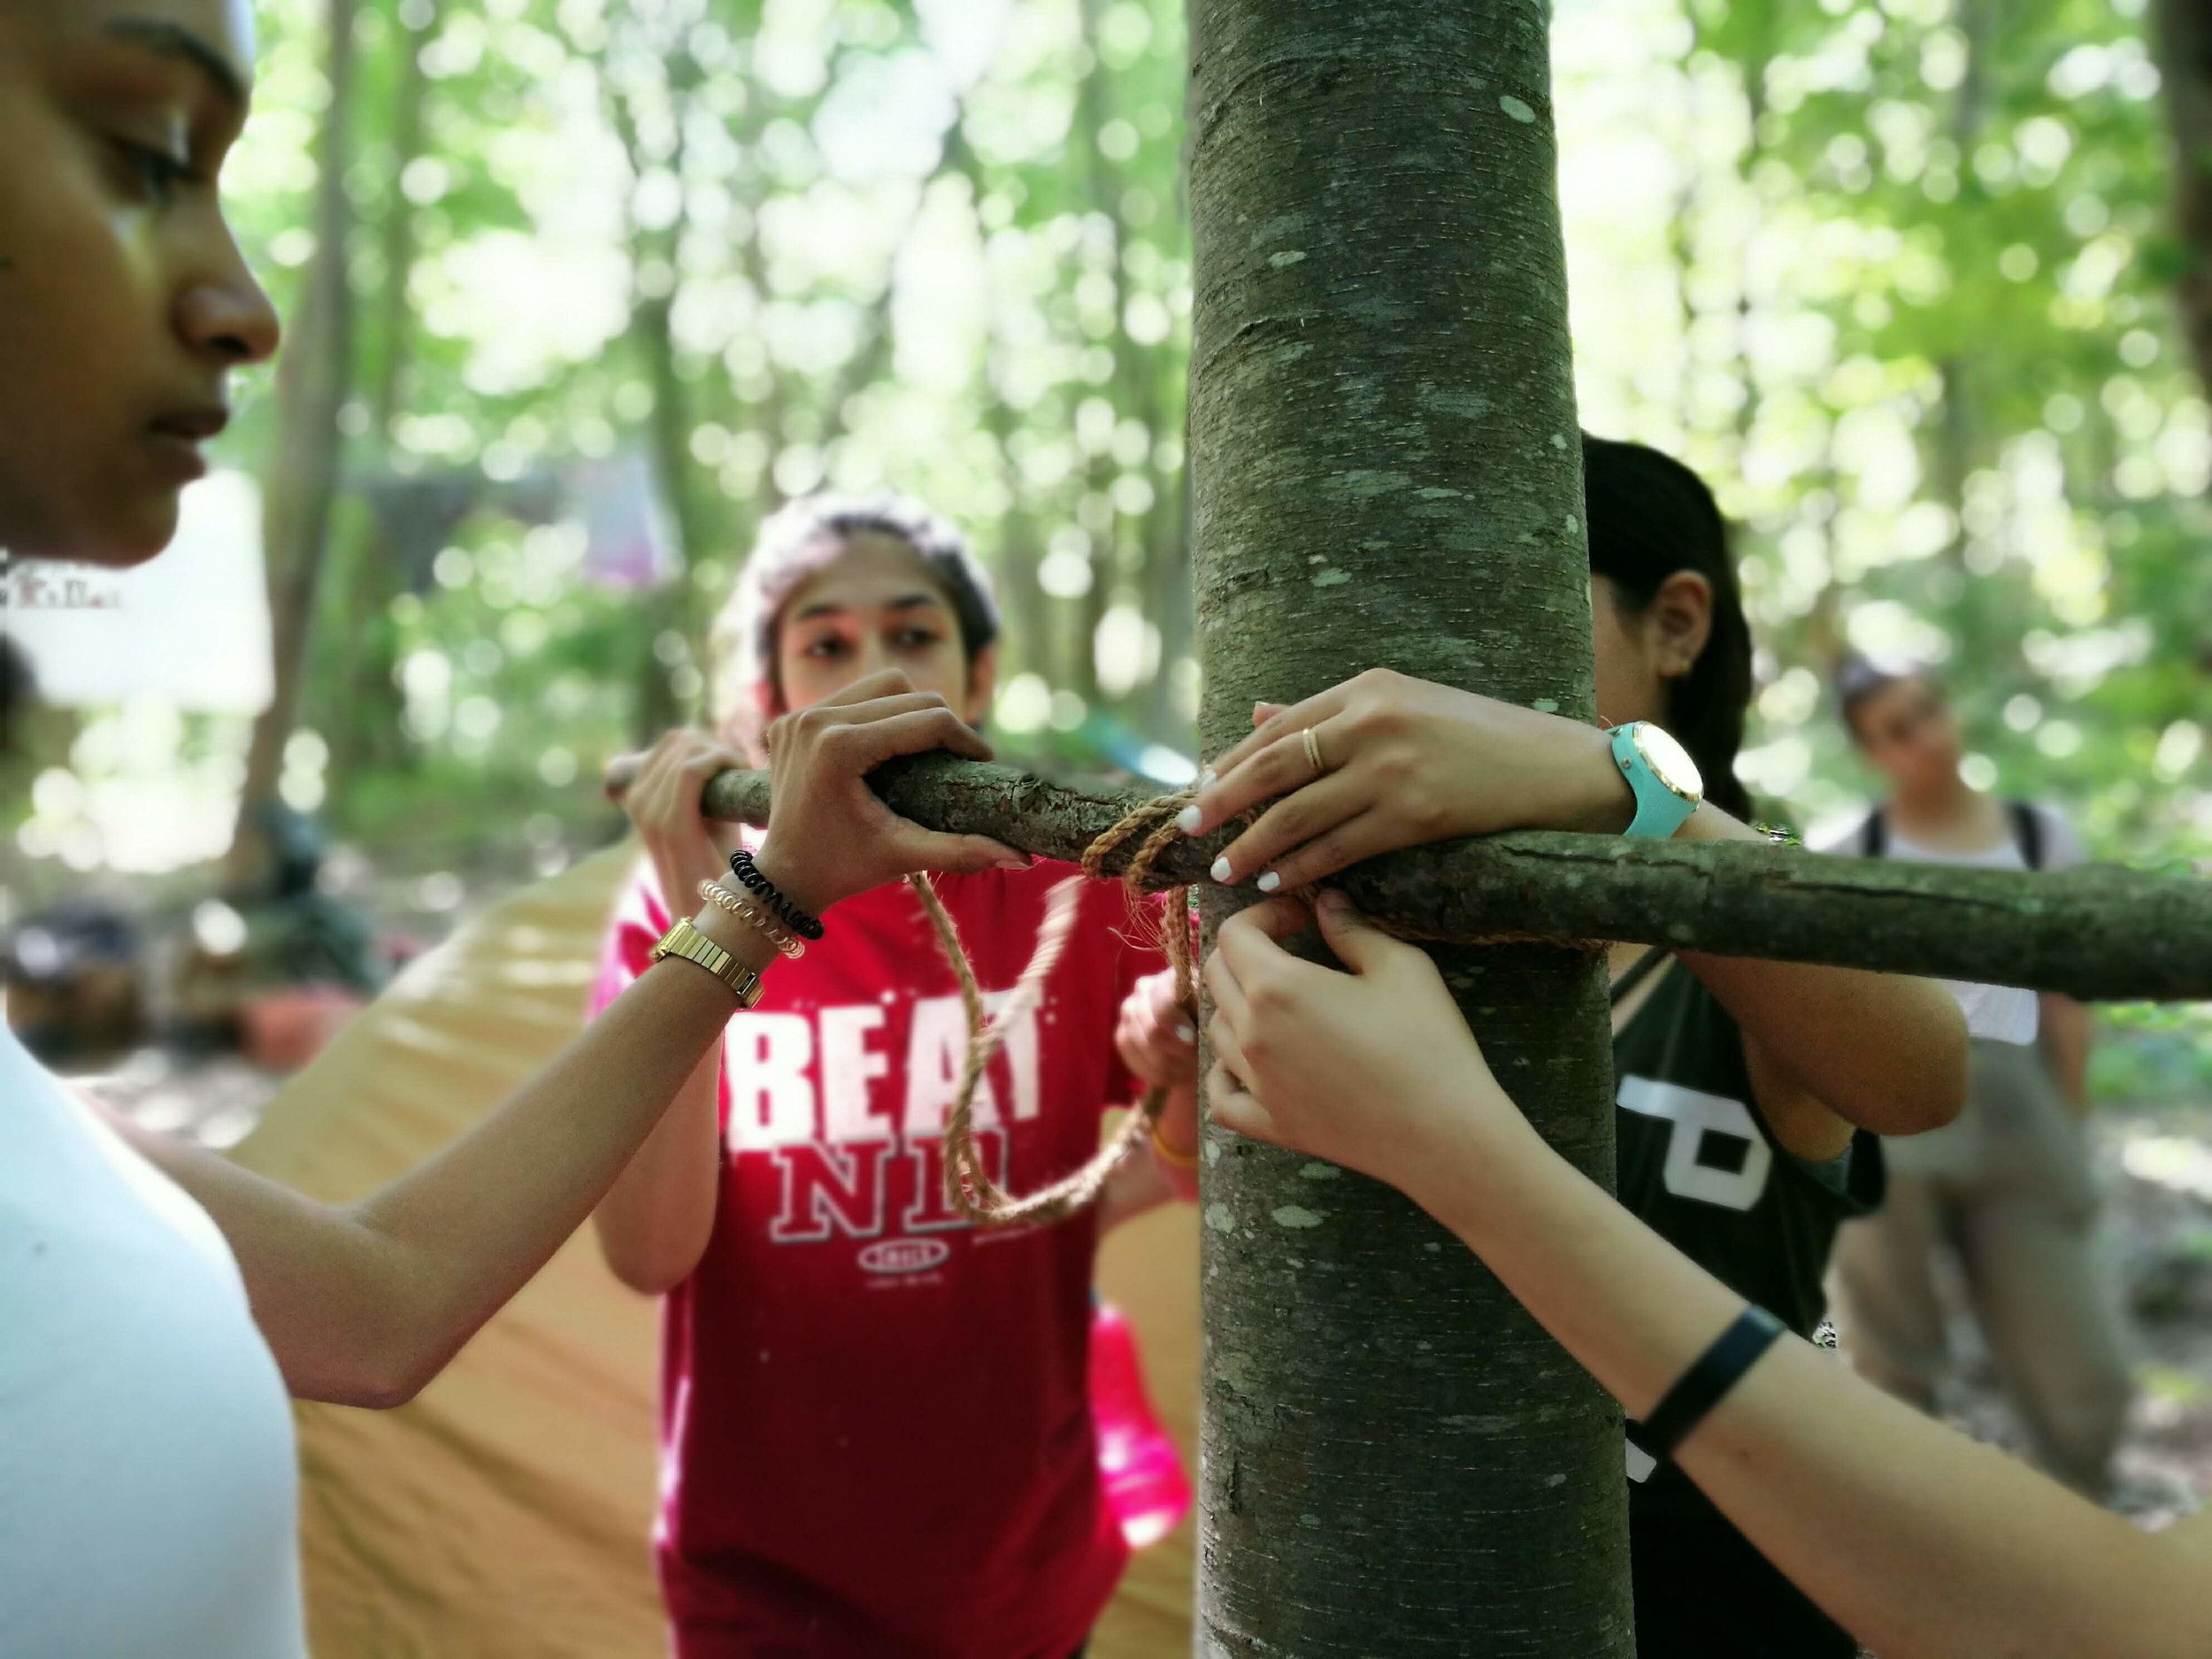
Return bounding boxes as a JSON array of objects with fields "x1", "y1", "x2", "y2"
[{"x1": 1302, "y1": 726, "x2": 1325, "y2": 777}]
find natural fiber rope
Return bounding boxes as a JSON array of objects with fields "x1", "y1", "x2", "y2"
[
  {"x1": 911, "y1": 791, "x2": 1197, "y2": 1227},
  {"x1": 915, "y1": 789, "x2": 1596, "y2": 1227}
]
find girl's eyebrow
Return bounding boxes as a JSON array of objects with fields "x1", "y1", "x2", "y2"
[
  {"x1": 101, "y1": 18, "x2": 249, "y2": 114},
  {"x1": 792, "y1": 593, "x2": 946, "y2": 622}
]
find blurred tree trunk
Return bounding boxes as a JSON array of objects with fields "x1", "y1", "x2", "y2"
[
  {"x1": 1187, "y1": 2, "x2": 1633, "y2": 1653},
  {"x1": 1935, "y1": 0, "x2": 1998, "y2": 677},
  {"x1": 945, "y1": 125, "x2": 1054, "y2": 692},
  {"x1": 1139, "y1": 396, "x2": 1193, "y2": 746},
  {"x1": 2154, "y1": 0, "x2": 2212, "y2": 400},
  {"x1": 1067, "y1": 0, "x2": 1123, "y2": 709},
  {"x1": 330, "y1": 0, "x2": 442, "y2": 808},
  {"x1": 228, "y1": 0, "x2": 361, "y2": 887},
  {"x1": 609, "y1": 33, "x2": 708, "y2": 742}
]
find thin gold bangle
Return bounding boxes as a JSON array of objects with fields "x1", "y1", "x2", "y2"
[
  {"x1": 1149, "y1": 1123, "x2": 1201, "y2": 1169},
  {"x1": 696, "y1": 879, "x2": 805, "y2": 960}
]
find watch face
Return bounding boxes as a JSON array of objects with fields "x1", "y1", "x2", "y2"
[{"x1": 1635, "y1": 724, "x2": 1704, "y2": 802}]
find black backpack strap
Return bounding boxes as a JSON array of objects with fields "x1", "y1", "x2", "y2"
[
  {"x1": 1859, "y1": 809, "x2": 1887, "y2": 858},
  {"x1": 2009, "y1": 801, "x2": 2044, "y2": 871}
]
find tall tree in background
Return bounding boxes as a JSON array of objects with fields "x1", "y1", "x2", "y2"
[
  {"x1": 604, "y1": 1, "x2": 710, "y2": 741},
  {"x1": 2154, "y1": 0, "x2": 2212, "y2": 399},
  {"x1": 1187, "y1": 3, "x2": 1633, "y2": 1653},
  {"x1": 230, "y1": 0, "x2": 361, "y2": 885},
  {"x1": 328, "y1": 0, "x2": 443, "y2": 802}
]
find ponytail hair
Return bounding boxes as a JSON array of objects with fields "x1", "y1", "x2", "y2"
[{"x1": 1581, "y1": 435, "x2": 1755, "y2": 821}]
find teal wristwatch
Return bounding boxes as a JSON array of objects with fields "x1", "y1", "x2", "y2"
[{"x1": 1609, "y1": 722, "x2": 1703, "y2": 840}]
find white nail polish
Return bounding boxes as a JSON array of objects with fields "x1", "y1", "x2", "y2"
[
  {"x1": 1176, "y1": 1023, "x2": 1197, "y2": 1045},
  {"x1": 1199, "y1": 767, "x2": 1217, "y2": 790},
  {"x1": 1256, "y1": 871, "x2": 1282, "y2": 894},
  {"x1": 1176, "y1": 804, "x2": 1203, "y2": 834},
  {"x1": 1210, "y1": 856, "x2": 1233, "y2": 884}
]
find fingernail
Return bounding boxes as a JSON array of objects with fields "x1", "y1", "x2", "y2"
[
  {"x1": 1176, "y1": 1022, "x2": 1197, "y2": 1045},
  {"x1": 1256, "y1": 871, "x2": 1282, "y2": 894},
  {"x1": 996, "y1": 853, "x2": 1032, "y2": 871},
  {"x1": 1199, "y1": 767, "x2": 1217, "y2": 790},
  {"x1": 1176, "y1": 804, "x2": 1203, "y2": 834},
  {"x1": 1210, "y1": 856, "x2": 1233, "y2": 884},
  {"x1": 1318, "y1": 888, "x2": 1349, "y2": 913}
]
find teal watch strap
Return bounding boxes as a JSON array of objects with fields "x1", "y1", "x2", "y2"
[{"x1": 1610, "y1": 723, "x2": 1699, "y2": 840}]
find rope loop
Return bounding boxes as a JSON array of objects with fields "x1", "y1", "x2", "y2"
[{"x1": 918, "y1": 790, "x2": 1196, "y2": 1227}]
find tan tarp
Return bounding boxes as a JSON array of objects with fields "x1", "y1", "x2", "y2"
[{"x1": 233, "y1": 843, "x2": 1199, "y2": 1658}]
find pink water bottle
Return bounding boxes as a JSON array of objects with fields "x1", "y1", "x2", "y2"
[{"x1": 1089, "y1": 1300, "x2": 1192, "y2": 1549}]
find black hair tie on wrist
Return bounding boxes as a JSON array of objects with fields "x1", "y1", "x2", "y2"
[
  {"x1": 1625, "y1": 1304, "x2": 1786, "y2": 1464},
  {"x1": 726, "y1": 848, "x2": 826, "y2": 941}
]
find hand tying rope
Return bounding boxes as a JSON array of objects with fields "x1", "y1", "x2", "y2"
[
  {"x1": 910, "y1": 791, "x2": 1199, "y2": 1227},
  {"x1": 911, "y1": 789, "x2": 1594, "y2": 1227}
]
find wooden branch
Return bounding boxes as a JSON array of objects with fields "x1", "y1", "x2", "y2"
[{"x1": 693, "y1": 756, "x2": 2212, "y2": 1002}]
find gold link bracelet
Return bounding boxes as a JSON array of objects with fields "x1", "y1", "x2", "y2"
[{"x1": 649, "y1": 918, "x2": 764, "y2": 1007}]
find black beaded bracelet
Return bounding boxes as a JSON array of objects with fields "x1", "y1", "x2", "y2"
[
  {"x1": 1625, "y1": 1303, "x2": 1786, "y2": 1464},
  {"x1": 727, "y1": 848, "x2": 826, "y2": 941}
]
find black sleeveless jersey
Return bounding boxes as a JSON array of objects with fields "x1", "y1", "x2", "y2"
[
  {"x1": 1611, "y1": 956, "x2": 1882, "y2": 1657},
  {"x1": 1612, "y1": 958, "x2": 1882, "y2": 1351}
]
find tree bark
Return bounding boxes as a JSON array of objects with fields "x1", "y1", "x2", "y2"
[
  {"x1": 227, "y1": 0, "x2": 360, "y2": 885},
  {"x1": 1181, "y1": 4, "x2": 1632, "y2": 1651},
  {"x1": 691, "y1": 756, "x2": 2212, "y2": 1001},
  {"x1": 2155, "y1": 0, "x2": 2212, "y2": 400}
]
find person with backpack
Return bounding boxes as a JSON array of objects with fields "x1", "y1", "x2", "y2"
[{"x1": 1818, "y1": 655, "x2": 2131, "y2": 1496}]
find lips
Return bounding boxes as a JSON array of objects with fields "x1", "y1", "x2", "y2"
[
  {"x1": 144, "y1": 407, "x2": 228, "y2": 481},
  {"x1": 150, "y1": 407, "x2": 230, "y2": 442}
]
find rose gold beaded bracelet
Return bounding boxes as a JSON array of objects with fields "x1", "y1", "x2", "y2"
[{"x1": 697, "y1": 879, "x2": 806, "y2": 960}]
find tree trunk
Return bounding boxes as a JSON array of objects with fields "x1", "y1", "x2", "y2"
[
  {"x1": 1185, "y1": 3, "x2": 1632, "y2": 1651},
  {"x1": 228, "y1": 0, "x2": 361, "y2": 887},
  {"x1": 331, "y1": 0, "x2": 442, "y2": 807},
  {"x1": 2155, "y1": 0, "x2": 2212, "y2": 399},
  {"x1": 945, "y1": 124, "x2": 1055, "y2": 690},
  {"x1": 689, "y1": 755, "x2": 2212, "y2": 999},
  {"x1": 607, "y1": 31, "x2": 706, "y2": 741},
  {"x1": 1069, "y1": 0, "x2": 1122, "y2": 709}
]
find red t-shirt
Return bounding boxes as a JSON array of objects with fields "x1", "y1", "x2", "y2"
[{"x1": 590, "y1": 857, "x2": 1165, "y2": 1658}]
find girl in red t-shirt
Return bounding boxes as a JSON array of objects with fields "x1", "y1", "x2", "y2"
[{"x1": 591, "y1": 495, "x2": 1200, "y2": 1659}]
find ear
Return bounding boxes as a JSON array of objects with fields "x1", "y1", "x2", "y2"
[
  {"x1": 1648, "y1": 571, "x2": 1714, "y2": 680},
  {"x1": 964, "y1": 645, "x2": 998, "y2": 727}
]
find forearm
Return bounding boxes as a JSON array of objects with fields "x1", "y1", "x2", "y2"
[
  {"x1": 119, "y1": 931, "x2": 759, "y2": 1406},
  {"x1": 1414, "y1": 1114, "x2": 2209, "y2": 1659},
  {"x1": 1675, "y1": 805, "x2": 1968, "y2": 1133},
  {"x1": 1099, "y1": 1142, "x2": 1174, "y2": 1233},
  {"x1": 2039, "y1": 995, "x2": 2092, "y2": 1111},
  {"x1": 345, "y1": 928, "x2": 769, "y2": 1396},
  {"x1": 590, "y1": 1039, "x2": 724, "y2": 1293},
  {"x1": 1151, "y1": 1081, "x2": 1202, "y2": 1202}
]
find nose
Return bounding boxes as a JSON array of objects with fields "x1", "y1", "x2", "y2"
[{"x1": 176, "y1": 223, "x2": 281, "y2": 367}]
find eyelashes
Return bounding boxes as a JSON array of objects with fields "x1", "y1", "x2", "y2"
[{"x1": 109, "y1": 136, "x2": 196, "y2": 208}]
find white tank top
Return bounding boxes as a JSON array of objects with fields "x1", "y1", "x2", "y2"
[{"x1": 0, "y1": 1028, "x2": 307, "y2": 1657}]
